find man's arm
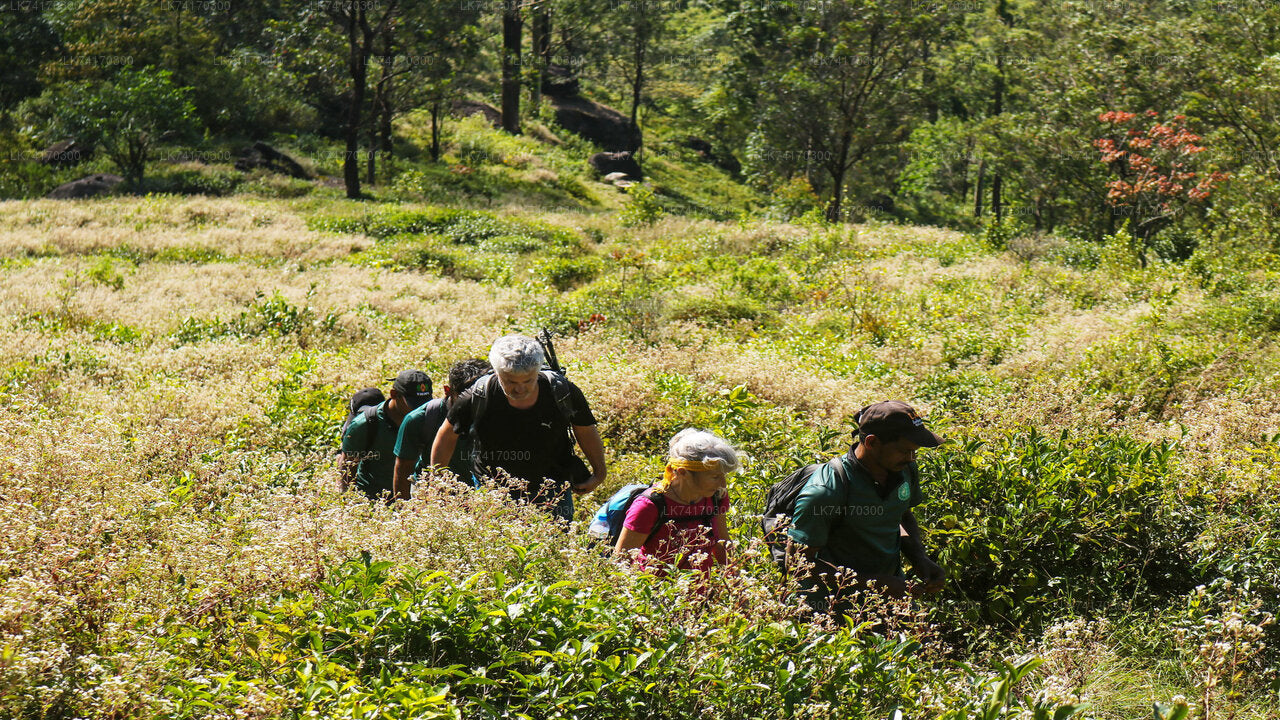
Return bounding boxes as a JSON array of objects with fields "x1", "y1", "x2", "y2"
[
  {"x1": 900, "y1": 510, "x2": 945, "y2": 593},
  {"x1": 571, "y1": 424, "x2": 607, "y2": 494},
  {"x1": 393, "y1": 457, "x2": 413, "y2": 501},
  {"x1": 430, "y1": 419, "x2": 460, "y2": 469}
]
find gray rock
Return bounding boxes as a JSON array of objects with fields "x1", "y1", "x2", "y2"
[
  {"x1": 541, "y1": 63, "x2": 580, "y2": 98},
  {"x1": 550, "y1": 94, "x2": 642, "y2": 153},
  {"x1": 589, "y1": 151, "x2": 643, "y2": 181},
  {"x1": 40, "y1": 140, "x2": 91, "y2": 168},
  {"x1": 234, "y1": 142, "x2": 309, "y2": 179},
  {"x1": 450, "y1": 99, "x2": 502, "y2": 128},
  {"x1": 46, "y1": 174, "x2": 124, "y2": 199}
]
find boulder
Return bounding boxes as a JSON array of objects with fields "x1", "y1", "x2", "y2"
[
  {"x1": 589, "y1": 151, "x2": 643, "y2": 181},
  {"x1": 541, "y1": 64, "x2": 580, "y2": 99},
  {"x1": 866, "y1": 193, "x2": 897, "y2": 215},
  {"x1": 682, "y1": 135, "x2": 741, "y2": 175},
  {"x1": 549, "y1": 94, "x2": 642, "y2": 153},
  {"x1": 234, "y1": 142, "x2": 309, "y2": 179},
  {"x1": 683, "y1": 136, "x2": 714, "y2": 158},
  {"x1": 46, "y1": 173, "x2": 124, "y2": 199},
  {"x1": 40, "y1": 140, "x2": 91, "y2": 168},
  {"x1": 450, "y1": 99, "x2": 502, "y2": 128}
]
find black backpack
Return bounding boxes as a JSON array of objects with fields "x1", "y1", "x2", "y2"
[
  {"x1": 340, "y1": 387, "x2": 385, "y2": 451},
  {"x1": 760, "y1": 456, "x2": 850, "y2": 572},
  {"x1": 465, "y1": 329, "x2": 591, "y2": 486}
]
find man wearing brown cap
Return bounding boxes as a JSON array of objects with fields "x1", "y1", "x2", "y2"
[
  {"x1": 339, "y1": 369, "x2": 433, "y2": 501},
  {"x1": 787, "y1": 400, "x2": 947, "y2": 614}
]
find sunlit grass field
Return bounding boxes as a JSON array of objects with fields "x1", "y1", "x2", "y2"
[{"x1": 1, "y1": 179, "x2": 1277, "y2": 717}]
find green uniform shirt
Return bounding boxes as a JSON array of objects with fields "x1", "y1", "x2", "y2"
[
  {"x1": 394, "y1": 398, "x2": 474, "y2": 481},
  {"x1": 787, "y1": 450, "x2": 923, "y2": 578},
  {"x1": 341, "y1": 401, "x2": 400, "y2": 500}
]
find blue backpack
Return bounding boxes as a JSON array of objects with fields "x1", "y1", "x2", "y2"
[{"x1": 588, "y1": 484, "x2": 669, "y2": 547}]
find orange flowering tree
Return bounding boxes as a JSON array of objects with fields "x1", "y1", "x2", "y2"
[{"x1": 1093, "y1": 110, "x2": 1229, "y2": 246}]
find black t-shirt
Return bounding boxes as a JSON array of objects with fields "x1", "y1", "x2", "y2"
[{"x1": 446, "y1": 374, "x2": 596, "y2": 499}]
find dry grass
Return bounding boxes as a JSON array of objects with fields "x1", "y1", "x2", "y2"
[
  {"x1": 0, "y1": 196, "x2": 369, "y2": 261},
  {"x1": 0, "y1": 194, "x2": 1277, "y2": 716}
]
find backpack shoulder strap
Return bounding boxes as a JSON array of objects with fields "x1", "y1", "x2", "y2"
[
  {"x1": 541, "y1": 370, "x2": 578, "y2": 427},
  {"x1": 362, "y1": 404, "x2": 380, "y2": 451},
  {"x1": 467, "y1": 373, "x2": 496, "y2": 439},
  {"x1": 420, "y1": 399, "x2": 447, "y2": 443}
]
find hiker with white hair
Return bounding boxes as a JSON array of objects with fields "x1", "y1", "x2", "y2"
[
  {"x1": 431, "y1": 334, "x2": 606, "y2": 520},
  {"x1": 613, "y1": 429, "x2": 739, "y2": 575}
]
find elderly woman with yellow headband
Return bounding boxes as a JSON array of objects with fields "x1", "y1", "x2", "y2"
[{"x1": 614, "y1": 428, "x2": 740, "y2": 575}]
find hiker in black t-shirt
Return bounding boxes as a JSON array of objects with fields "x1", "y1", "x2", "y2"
[{"x1": 430, "y1": 335, "x2": 607, "y2": 520}]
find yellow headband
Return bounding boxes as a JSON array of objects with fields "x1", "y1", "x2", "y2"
[{"x1": 660, "y1": 458, "x2": 722, "y2": 489}]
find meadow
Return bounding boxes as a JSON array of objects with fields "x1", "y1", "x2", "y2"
[{"x1": 1, "y1": 117, "x2": 1278, "y2": 719}]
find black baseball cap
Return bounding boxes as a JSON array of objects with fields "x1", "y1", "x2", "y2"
[
  {"x1": 855, "y1": 400, "x2": 943, "y2": 447},
  {"x1": 389, "y1": 369, "x2": 432, "y2": 407}
]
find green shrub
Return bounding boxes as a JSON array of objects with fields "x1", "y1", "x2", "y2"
[
  {"x1": 765, "y1": 176, "x2": 824, "y2": 221},
  {"x1": 136, "y1": 166, "x2": 242, "y2": 196},
  {"x1": 308, "y1": 207, "x2": 461, "y2": 238},
  {"x1": 537, "y1": 256, "x2": 603, "y2": 290},
  {"x1": 980, "y1": 214, "x2": 1028, "y2": 252},
  {"x1": 619, "y1": 184, "x2": 666, "y2": 227},
  {"x1": 664, "y1": 293, "x2": 771, "y2": 325},
  {"x1": 169, "y1": 292, "x2": 341, "y2": 347},
  {"x1": 921, "y1": 429, "x2": 1204, "y2": 636}
]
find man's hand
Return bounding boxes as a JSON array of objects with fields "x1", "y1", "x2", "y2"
[
  {"x1": 573, "y1": 473, "x2": 605, "y2": 494},
  {"x1": 572, "y1": 424, "x2": 607, "y2": 494},
  {"x1": 873, "y1": 575, "x2": 910, "y2": 599},
  {"x1": 911, "y1": 557, "x2": 946, "y2": 595}
]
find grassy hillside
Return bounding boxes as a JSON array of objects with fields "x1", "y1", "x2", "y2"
[{"x1": 1, "y1": 122, "x2": 1278, "y2": 718}]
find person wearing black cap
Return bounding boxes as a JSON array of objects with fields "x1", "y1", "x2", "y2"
[
  {"x1": 787, "y1": 400, "x2": 947, "y2": 614},
  {"x1": 339, "y1": 369, "x2": 432, "y2": 501}
]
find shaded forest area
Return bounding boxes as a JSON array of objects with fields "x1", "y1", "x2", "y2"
[{"x1": 1, "y1": 0, "x2": 1279, "y2": 263}]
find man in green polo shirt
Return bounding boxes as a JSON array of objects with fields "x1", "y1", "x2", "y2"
[
  {"x1": 788, "y1": 400, "x2": 947, "y2": 614},
  {"x1": 391, "y1": 357, "x2": 491, "y2": 499},
  {"x1": 339, "y1": 369, "x2": 432, "y2": 501}
]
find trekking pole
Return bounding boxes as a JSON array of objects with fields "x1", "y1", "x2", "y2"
[{"x1": 538, "y1": 327, "x2": 563, "y2": 376}]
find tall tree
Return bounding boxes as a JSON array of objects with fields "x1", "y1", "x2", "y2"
[
  {"x1": 610, "y1": 0, "x2": 670, "y2": 129},
  {"x1": 502, "y1": 0, "x2": 523, "y2": 134},
  {"x1": 529, "y1": 2, "x2": 552, "y2": 112},
  {"x1": 728, "y1": 0, "x2": 942, "y2": 221},
  {"x1": 319, "y1": 0, "x2": 400, "y2": 198}
]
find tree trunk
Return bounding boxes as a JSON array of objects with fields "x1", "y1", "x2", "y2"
[
  {"x1": 380, "y1": 94, "x2": 393, "y2": 170},
  {"x1": 990, "y1": 0, "x2": 1013, "y2": 222},
  {"x1": 974, "y1": 160, "x2": 986, "y2": 217},
  {"x1": 531, "y1": 8, "x2": 550, "y2": 112},
  {"x1": 992, "y1": 173, "x2": 1003, "y2": 221},
  {"x1": 826, "y1": 131, "x2": 853, "y2": 222},
  {"x1": 922, "y1": 40, "x2": 937, "y2": 124},
  {"x1": 430, "y1": 101, "x2": 442, "y2": 162},
  {"x1": 501, "y1": 3, "x2": 523, "y2": 135},
  {"x1": 367, "y1": 35, "x2": 393, "y2": 186},
  {"x1": 342, "y1": 9, "x2": 368, "y2": 199},
  {"x1": 629, "y1": 32, "x2": 645, "y2": 130}
]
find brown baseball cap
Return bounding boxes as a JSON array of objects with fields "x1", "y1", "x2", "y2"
[{"x1": 855, "y1": 400, "x2": 943, "y2": 447}]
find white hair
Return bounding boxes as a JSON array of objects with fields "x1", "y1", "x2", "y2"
[
  {"x1": 488, "y1": 334, "x2": 545, "y2": 374},
  {"x1": 669, "y1": 428, "x2": 740, "y2": 473}
]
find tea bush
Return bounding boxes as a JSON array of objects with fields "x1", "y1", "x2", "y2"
[
  {"x1": 157, "y1": 556, "x2": 1084, "y2": 720},
  {"x1": 921, "y1": 429, "x2": 1204, "y2": 635},
  {"x1": 619, "y1": 184, "x2": 665, "y2": 227}
]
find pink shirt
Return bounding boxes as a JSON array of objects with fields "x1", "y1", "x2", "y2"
[{"x1": 622, "y1": 491, "x2": 729, "y2": 575}]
